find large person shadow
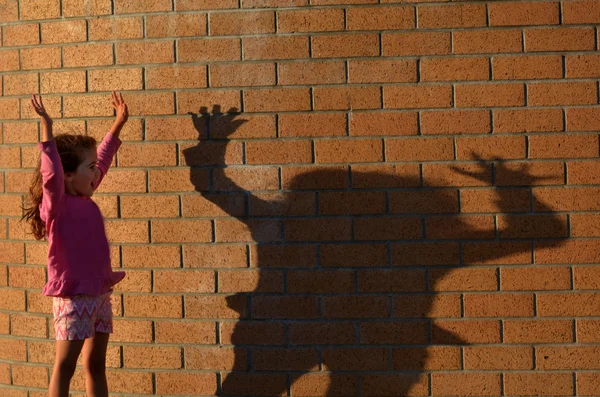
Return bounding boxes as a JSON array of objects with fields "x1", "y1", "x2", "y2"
[{"x1": 183, "y1": 106, "x2": 568, "y2": 397}]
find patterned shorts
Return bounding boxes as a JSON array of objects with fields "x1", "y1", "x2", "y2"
[{"x1": 52, "y1": 291, "x2": 113, "y2": 341}]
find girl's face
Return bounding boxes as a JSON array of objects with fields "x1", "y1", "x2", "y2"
[{"x1": 65, "y1": 148, "x2": 100, "y2": 197}]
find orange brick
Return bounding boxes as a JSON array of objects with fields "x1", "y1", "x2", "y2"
[
  {"x1": 464, "y1": 293, "x2": 535, "y2": 317},
  {"x1": 244, "y1": 88, "x2": 310, "y2": 112},
  {"x1": 418, "y1": 4, "x2": 486, "y2": 28},
  {"x1": 89, "y1": 16, "x2": 143, "y2": 40},
  {"x1": 210, "y1": 11, "x2": 274, "y2": 35},
  {"x1": 507, "y1": 373, "x2": 574, "y2": 396},
  {"x1": 494, "y1": 108, "x2": 563, "y2": 133},
  {"x1": 383, "y1": 32, "x2": 451, "y2": 56},
  {"x1": 393, "y1": 347, "x2": 461, "y2": 370},
  {"x1": 116, "y1": 40, "x2": 174, "y2": 65},
  {"x1": 280, "y1": 113, "x2": 346, "y2": 137},
  {"x1": 421, "y1": 110, "x2": 490, "y2": 134},
  {"x1": 176, "y1": 90, "x2": 241, "y2": 114},
  {"x1": 0, "y1": 337, "x2": 26, "y2": 361},
  {"x1": 243, "y1": 35, "x2": 308, "y2": 60},
  {"x1": 41, "y1": 20, "x2": 86, "y2": 44},
  {"x1": 185, "y1": 295, "x2": 248, "y2": 319},
  {"x1": 106, "y1": 370, "x2": 153, "y2": 394},
  {"x1": 535, "y1": 239, "x2": 600, "y2": 265},
  {"x1": 464, "y1": 346, "x2": 533, "y2": 370},
  {"x1": 525, "y1": 27, "x2": 595, "y2": 52},
  {"x1": 315, "y1": 86, "x2": 381, "y2": 110},
  {"x1": 131, "y1": 68, "x2": 193, "y2": 94},
  {"x1": 537, "y1": 346, "x2": 600, "y2": 369},
  {"x1": 3, "y1": 72, "x2": 38, "y2": 96},
  {"x1": 574, "y1": 265, "x2": 600, "y2": 289},
  {"x1": 577, "y1": 319, "x2": 600, "y2": 342},
  {"x1": 124, "y1": 295, "x2": 182, "y2": 318},
  {"x1": 41, "y1": 70, "x2": 86, "y2": 94},
  {"x1": 121, "y1": 92, "x2": 175, "y2": 116},
  {"x1": 124, "y1": 346, "x2": 181, "y2": 369},
  {"x1": 156, "y1": 373, "x2": 217, "y2": 396},
  {"x1": 20, "y1": 46, "x2": 61, "y2": 70},
  {"x1": 11, "y1": 314, "x2": 47, "y2": 338},
  {"x1": 456, "y1": 136, "x2": 526, "y2": 160},
  {"x1": 147, "y1": 13, "x2": 207, "y2": 37},
  {"x1": 453, "y1": 29, "x2": 523, "y2": 54},
  {"x1": 578, "y1": 373, "x2": 600, "y2": 396},
  {"x1": 566, "y1": 54, "x2": 600, "y2": 78},
  {"x1": 572, "y1": 213, "x2": 600, "y2": 237},
  {"x1": 156, "y1": 321, "x2": 215, "y2": 344},
  {"x1": 114, "y1": 0, "x2": 172, "y2": 13},
  {"x1": 216, "y1": 218, "x2": 281, "y2": 243},
  {"x1": 320, "y1": 243, "x2": 387, "y2": 266},
  {"x1": 3, "y1": 23, "x2": 39, "y2": 46},
  {"x1": 63, "y1": 94, "x2": 112, "y2": 117},
  {"x1": 431, "y1": 268, "x2": 497, "y2": 291},
  {"x1": 489, "y1": 1, "x2": 559, "y2": 26},
  {"x1": 455, "y1": 83, "x2": 525, "y2": 107},
  {"x1": 312, "y1": 33, "x2": 379, "y2": 58},
  {"x1": 178, "y1": 0, "x2": 238, "y2": 9},
  {"x1": 563, "y1": 0, "x2": 600, "y2": 24},
  {"x1": 293, "y1": 374, "x2": 359, "y2": 396},
  {"x1": 105, "y1": 220, "x2": 148, "y2": 243},
  {"x1": 181, "y1": 140, "x2": 243, "y2": 166},
  {"x1": 178, "y1": 38, "x2": 241, "y2": 62},
  {"x1": 386, "y1": 137, "x2": 453, "y2": 161},
  {"x1": 122, "y1": 245, "x2": 180, "y2": 268},
  {"x1": 20, "y1": 0, "x2": 60, "y2": 20},
  {"x1": 568, "y1": 108, "x2": 600, "y2": 132},
  {"x1": 529, "y1": 81, "x2": 597, "y2": 106},
  {"x1": 62, "y1": 0, "x2": 111, "y2": 16},
  {"x1": 0, "y1": 49, "x2": 19, "y2": 71},
  {"x1": 385, "y1": 85, "x2": 451, "y2": 109},
  {"x1": 281, "y1": 165, "x2": 349, "y2": 190},
  {"x1": 320, "y1": 192, "x2": 387, "y2": 215},
  {"x1": 118, "y1": 143, "x2": 177, "y2": 167},
  {"x1": 184, "y1": 245, "x2": 247, "y2": 268},
  {"x1": 120, "y1": 195, "x2": 178, "y2": 218},
  {"x1": 0, "y1": 98, "x2": 20, "y2": 120},
  {"x1": 252, "y1": 296, "x2": 318, "y2": 319},
  {"x1": 146, "y1": 116, "x2": 205, "y2": 140},
  {"x1": 502, "y1": 266, "x2": 571, "y2": 291},
  {"x1": 278, "y1": 60, "x2": 346, "y2": 85},
  {"x1": 253, "y1": 348, "x2": 319, "y2": 371},
  {"x1": 88, "y1": 68, "x2": 143, "y2": 91},
  {"x1": 432, "y1": 373, "x2": 501, "y2": 396},
  {"x1": 278, "y1": 8, "x2": 344, "y2": 32},
  {"x1": 351, "y1": 112, "x2": 416, "y2": 137},
  {"x1": 493, "y1": 55, "x2": 562, "y2": 80},
  {"x1": 349, "y1": 59, "x2": 416, "y2": 83},
  {"x1": 154, "y1": 269, "x2": 214, "y2": 293},
  {"x1": 219, "y1": 269, "x2": 284, "y2": 293},
  {"x1": 64, "y1": 43, "x2": 113, "y2": 68},
  {"x1": 530, "y1": 134, "x2": 598, "y2": 159},
  {"x1": 9, "y1": 265, "x2": 45, "y2": 288},
  {"x1": 421, "y1": 57, "x2": 489, "y2": 82},
  {"x1": 347, "y1": 6, "x2": 414, "y2": 30},
  {"x1": 20, "y1": 96, "x2": 61, "y2": 120},
  {"x1": 461, "y1": 188, "x2": 530, "y2": 213},
  {"x1": 315, "y1": 138, "x2": 382, "y2": 163},
  {"x1": 0, "y1": 0, "x2": 18, "y2": 23},
  {"x1": 246, "y1": 140, "x2": 312, "y2": 164},
  {"x1": 152, "y1": 219, "x2": 212, "y2": 243},
  {"x1": 186, "y1": 346, "x2": 244, "y2": 370},
  {"x1": 504, "y1": 319, "x2": 573, "y2": 343},
  {"x1": 210, "y1": 63, "x2": 274, "y2": 87},
  {"x1": 12, "y1": 364, "x2": 48, "y2": 388},
  {"x1": 88, "y1": 118, "x2": 142, "y2": 141},
  {"x1": 538, "y1": 293, "x2": 600, "y2": 316},
  {"x1": 148, "y1": 168, "x2": 207, "y2": 192}
]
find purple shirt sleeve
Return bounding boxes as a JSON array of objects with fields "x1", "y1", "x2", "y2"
[
  {"x1": 93, "y1": 132, "x2": 122, "y2": 190},
  {"x1": 38, "y1": 140, "x2": 65, "y2": 221}
]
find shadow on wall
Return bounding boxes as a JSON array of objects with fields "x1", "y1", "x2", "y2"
[{"x1": 182, "y1": 106, "x2": 568, "y2": 397}]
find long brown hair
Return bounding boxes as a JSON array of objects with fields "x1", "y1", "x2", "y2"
[{"x1": 22, "y1": 134, "x2": 97, "y2": 240}]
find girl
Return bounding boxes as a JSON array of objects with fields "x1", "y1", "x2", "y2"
[{"x1": 22, "y1": 92, "x2": 128, "y2": 397}]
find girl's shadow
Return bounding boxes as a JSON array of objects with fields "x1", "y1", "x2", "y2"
[{"x1": 183, "y1": 106, "x2": 568, "y2": 397}]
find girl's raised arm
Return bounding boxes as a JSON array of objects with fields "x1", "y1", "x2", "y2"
[{"x1": 94, "y1": 92, "x2": 127, "y2": 190}]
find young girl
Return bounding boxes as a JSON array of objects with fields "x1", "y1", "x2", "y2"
[{"x1": 23, "y1": 92, "x2": 128, "y2": 397}]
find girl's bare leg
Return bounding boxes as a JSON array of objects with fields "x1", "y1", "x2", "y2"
[
  {"x1": 82, "y1": 332, "x2": 110, "y2": 397},
  {"x1": 49, "y1": 339, "x2": 85, "y2": 397}
]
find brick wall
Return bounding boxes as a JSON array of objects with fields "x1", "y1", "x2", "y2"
[{"x1": 1, "y1": 0, "x2": 600, "y2": 395}]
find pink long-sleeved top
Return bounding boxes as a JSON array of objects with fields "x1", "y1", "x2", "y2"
[{"x1": 38, "y1": 132, "x2": 125, "y2": 297}]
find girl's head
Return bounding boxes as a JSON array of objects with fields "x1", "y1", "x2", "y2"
[{"x1": 23, "y1": 134, "x2": 98, "y2": 240}]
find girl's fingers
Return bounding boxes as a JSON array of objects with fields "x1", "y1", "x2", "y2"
[{"x1": 119, "y1": 92, "x2": 124, "y2": 104}]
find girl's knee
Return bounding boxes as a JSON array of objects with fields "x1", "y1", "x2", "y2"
[
  {"x1": 83, "y1": 356, "x2": 106, "y2": 375},
  {"x1": 54, "y1": 357, "x2": 78, "y2": 378}
]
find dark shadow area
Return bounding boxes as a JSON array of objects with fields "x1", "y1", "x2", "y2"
[{"x1": 183, "y1": 105, "x2": 568, "y2": 397}]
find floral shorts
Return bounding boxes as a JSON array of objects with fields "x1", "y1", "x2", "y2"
[{"x1": 52, "y1": 291, "x2": 113, "y2": 341}]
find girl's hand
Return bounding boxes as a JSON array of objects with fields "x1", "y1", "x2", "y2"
[
  {"x1": 111, "y1": 91, "x2": 128, "y2": 125},
  {"x1": 31, "y1": 95, "x2": 52, "y2": 124}
]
